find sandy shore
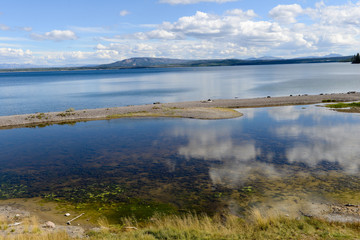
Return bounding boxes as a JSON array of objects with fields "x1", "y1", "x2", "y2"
[{"x1": 1, "y1": 92, "x2": 360, "y2": 129}]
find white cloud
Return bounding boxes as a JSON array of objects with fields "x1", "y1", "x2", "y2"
[
  {"x1": 95, "y1": 43, "x2": 108, "y2": 50},
  {"x1": 97, "y1": 38, "x2": 263, "y2": 59},
  {"x1": 21, "y1": 27, "x2": 32, "y2": 32},
  {"x1": 0, "y1": 48, "x2": 33, "y2": 63},
  {"x1": 4, "y1": 2, "x2": 360, "y2": 65},
  {"x1": 31, "y1": 30, "x2": 78, "y2": 41},
  {"x1": 107, "y1": 2, "x2": 360, "y2": 59},
  {"x1": 0, "y1": 48, "x2": 32, "y2": 57},
  {"x1": 308, "y1": 1, "x2": 360, "y2": 26},
  {"x1": 70, "y1": 26, "x2": 113, "y2": 33},
  {"x1": 159, "y1": 0, "x2": 237, "y2": 4},
  {"x1": 0, "y1": 24, "x2": 10, "y2": 31},
  {"x1": 121, "y1": 9, "x2": 309, "y2": 55},
  {"x1": 120, "y1": 10, "x2": 130, "y2": 16},
  {"x1": 269, "y1": 4, "x2": 304, "y2": 24}
]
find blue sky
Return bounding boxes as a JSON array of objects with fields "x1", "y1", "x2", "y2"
[{"x1": 1, "y1": 0, "x2": 360, "y2": 66}]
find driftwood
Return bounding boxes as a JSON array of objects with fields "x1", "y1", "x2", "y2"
[{"x1": 67, "y1": 213, "x2": 85, "y2": 225}]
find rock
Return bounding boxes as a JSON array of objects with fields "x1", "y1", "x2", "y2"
[
  {"x1": 44, "y1": 221, "x2": 56, "y2": 228},
  {"x1": 65, "y1": 213, "x2": 71, "y2": 217},
  {"x1": 9, "y1": 222, "x2": 22, "y2": 227}
]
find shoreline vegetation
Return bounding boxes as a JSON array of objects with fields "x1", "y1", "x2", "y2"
[
  {"x1": 1, "y1": 201, "x2": 360, "y2": 239},
  {"x1": 1, "y1": 92, "x2": 360, "y2": 129}
]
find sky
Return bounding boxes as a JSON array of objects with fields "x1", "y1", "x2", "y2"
[{"x1": 1, "y1": 0, "x2": 360, "y2": 66}]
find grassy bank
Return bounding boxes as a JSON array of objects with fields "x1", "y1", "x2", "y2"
[
  {"x1": 2, "y1": 211, "x2": 360, "y2": 239},
  {"x1": 324, "y1": 101, "x2": 360, "y2": 113}
]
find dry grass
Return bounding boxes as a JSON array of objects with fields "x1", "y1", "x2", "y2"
[
  {"x1": 86, "y1": 209, "x2": 360, "y2": 240},
  {"x1": 2, "y1": 209, "x2": 360, "y2": 239},
  {"x1": 0, "y1": 215, "x2": 73, "y2": 240},
  {"x1": 2, "y1": 231, "x2": 71, "y2": 240}
]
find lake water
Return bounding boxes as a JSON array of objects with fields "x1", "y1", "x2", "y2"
[
  {"x1": 1, "y1": 63, "x2": 360, "y2": 116},
  {"x1": 1, "y1": 105, "x2": 360, "y2": 219}
]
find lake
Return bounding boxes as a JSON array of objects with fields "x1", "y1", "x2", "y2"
[
  {"x1": 1, "y1": 104, "x2": 360, "y2": 220},
  {"x1": 1, "y1": 63, "x2": 360, "y2": 116}
]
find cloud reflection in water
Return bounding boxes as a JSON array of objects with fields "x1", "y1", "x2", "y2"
[
  {"x1": 172, "y1": 126, "x2": 282, "y2": 186},
  {"x1": 278, "y1": 124, "x2": 360, "y2": 174},
  {"x1": 174, "y1": 105, "x2": 360, "y2": 187}
]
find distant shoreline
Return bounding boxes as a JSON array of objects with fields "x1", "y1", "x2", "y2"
[
  {"x1": 1, "y1": 92, "x2": 360, "y2": 129},
  {"x1": 0, "y1": 56, "x2": 352, "y2": 73}
]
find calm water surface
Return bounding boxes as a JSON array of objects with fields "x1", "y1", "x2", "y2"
[
  {"x1": 1, "y1": 105, "x2": 360, "y2": 216},
  {"x1": 1, "y1": 63, "x2": 360, "y2": 115}
]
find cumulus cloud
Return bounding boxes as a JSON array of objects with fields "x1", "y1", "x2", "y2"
[
  {"x1": 127, "y1": 9, "x2": 302, "y2": 49},
  {"x1": 0, "y1": 47, "x2": 32, "y2": 57},
  {"x1": 269, "y1": 4, "x2": 304, "y2": 24},
  {"x1": 31, "y1": 30, "x2": 78, "y2": 41},
  {"x1": 159, "y1": 0, "x2": 237, "y2": 4},
  {"x1": 0, "y1": 48, "x2": 33, "y2": 63},
  {"x1": 308, "y1": 1, "x2": 360, "y2": 26},
  {"x1": 112, "y1": 2, "x2": 360, "y2": 59},
  {"x1": 5, "y1": 2, "x2": 360, "y2": 65},
  {"x1": 97, "y1": 37, "x2": 263, "y2": 59}
]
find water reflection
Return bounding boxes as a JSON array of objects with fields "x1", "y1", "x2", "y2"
[
  {"x1": 174, "y1": 128, "x2": 259, "y2": 162},
  {"x1": 175, "y1": 105, "x2": 360, "y2": 188},
  {"x1": 1, "y1": 104, "x2": 360, "y2": 217},
  {"x1": 279, "y1": 124, "x2": 360, "y2": 174}
]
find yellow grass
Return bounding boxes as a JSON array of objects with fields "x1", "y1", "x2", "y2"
[{"x1": 2, "y1": 209, "x2": 360, "y2": 239}]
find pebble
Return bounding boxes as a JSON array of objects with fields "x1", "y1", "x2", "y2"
[{"x1": 44, "y1": 221, "x2": 56, "y2": 228}]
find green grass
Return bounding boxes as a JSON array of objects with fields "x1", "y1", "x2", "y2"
[{"x1": 325, "y1": 102, "x2": 360, "y2": 108}]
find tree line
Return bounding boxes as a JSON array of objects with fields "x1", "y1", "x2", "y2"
[{"x1": 352, "y1": 53, "x2": 360, "y2": 64}]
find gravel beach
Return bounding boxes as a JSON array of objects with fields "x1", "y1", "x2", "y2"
[{"x1": 1, "y1": 92, "x2": 360, "y2": 129}]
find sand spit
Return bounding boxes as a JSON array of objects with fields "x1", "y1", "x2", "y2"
[{"x1": 1, "y1": 92, "x2": 360, "y2": 129}]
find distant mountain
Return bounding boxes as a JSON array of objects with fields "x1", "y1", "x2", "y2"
[
  {"x1": 0, "y1": 55, "x2": 353, "y2": 73},
  {"x1": 93, "y1": 56, "x2": 353, "y2": 70},
  {"x1": 295, "y1": 54, "x2": 343, "y2": 59},
  {"x1": 259, "y1": 56, "x2": 283, "y2": 60},
  {"x1": 247, "y1": 56, "x2": 283, "y2": 60},
  {"x1": 97, "y1": 57, "x2": 191, "y2": 68},
  {"x1": 324, "y1": 54, "x2": 343, "y2": 58}
]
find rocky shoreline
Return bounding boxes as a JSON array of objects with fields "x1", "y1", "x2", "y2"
[{"x1": 1, "y1": 92, "x2": 360, "y2": 129}]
